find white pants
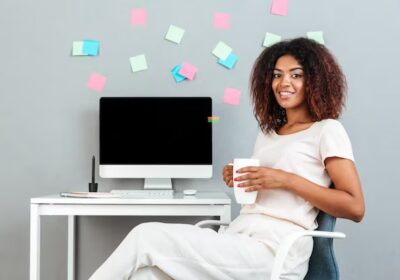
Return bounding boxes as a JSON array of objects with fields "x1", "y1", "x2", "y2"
[{"x1": 89, "y1": 214, "x2": 312, "y2": 280}]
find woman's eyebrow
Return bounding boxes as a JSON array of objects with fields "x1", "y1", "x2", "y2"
[{"x1": 273, "y1": 67, "x2": 303, "y2": 71}]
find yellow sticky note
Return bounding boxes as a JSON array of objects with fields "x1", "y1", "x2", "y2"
[
  {"x1": 165, "y1": 25, "x2": 185, "y2": 44},
  {"x1": 307, "y1": 31, "x2": 325, "y2": 44},
  {"x1": 212, "y1": 41, "x2": 232, "y2": 60},
  {"x1": 263, "y1": 32, "x2": 281, "y2": 47},
  {"x1": 129, "y1": 54, "x2": 148, "y2": 73},
  {"x1": 72, "y1": 41, "x2": 84, "y2": 56}
]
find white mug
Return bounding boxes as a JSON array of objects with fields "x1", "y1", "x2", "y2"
[{"x1": 233, "y1": 158, "x2": 260, "y2": 204}]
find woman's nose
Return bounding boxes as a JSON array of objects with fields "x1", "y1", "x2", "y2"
[{"x1": 280, "y1": 75, "x2": 291, "y2": 86}]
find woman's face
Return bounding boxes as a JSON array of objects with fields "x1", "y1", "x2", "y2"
[{"x1": 272, "y1": 55, "x2": 306, "y2": 110}]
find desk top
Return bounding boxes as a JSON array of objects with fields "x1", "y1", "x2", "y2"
[{"x1": 31, "y1": 192, "x2": 231, "y2": 205}]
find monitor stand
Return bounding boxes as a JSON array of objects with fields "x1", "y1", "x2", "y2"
[{"x1": 144, "y1": 178, "x2": 173, "y2": 190}]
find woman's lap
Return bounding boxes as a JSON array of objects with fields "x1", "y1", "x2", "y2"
[{"x1": 89, "y1": 219, "x2": 312, "y2": 280}]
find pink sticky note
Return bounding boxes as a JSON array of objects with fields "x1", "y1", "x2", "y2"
[
  {"x1": 271, "y1": 0, "x2": 288, "y2": 16},
  {"x1": 178, "y1": 62, "x2": 197, "y2": 80},
  {"x1": 131, "y1": 8, "x2": 147, "y2": 25},
  {"x1": 87, "y1": 72, "x2": 107, "y2": 92},
  {"x1": 213, "y1": 13, "x2": 231, "y2": 29},
  {"x1": 223, "y1": 88, "x2": 241, "y2": 105}
]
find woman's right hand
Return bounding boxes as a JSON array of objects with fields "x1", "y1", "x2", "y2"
[{"x1": 222, "y1": 164, "x2": 234, "y2": 188}]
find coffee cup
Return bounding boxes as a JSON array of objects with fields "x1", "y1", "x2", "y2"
[{"x1": 233, "y1": 158, "x2": 260, "y2": 204}]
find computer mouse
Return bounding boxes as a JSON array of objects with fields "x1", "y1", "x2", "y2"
[{"x1": 183, "y1": 189, "x2": 197, "y2": 195}]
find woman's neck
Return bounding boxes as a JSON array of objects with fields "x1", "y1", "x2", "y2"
[{"x1": 285, "y1": 108, "x2": 312, "y2": 126}]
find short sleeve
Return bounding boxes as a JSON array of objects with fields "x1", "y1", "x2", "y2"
[
  {"x1": 251, "y1": 130, "x2": 264, "y2": 158},
  {"x1": 319, "y1": 120, "x2": 354, "y2": 164}
]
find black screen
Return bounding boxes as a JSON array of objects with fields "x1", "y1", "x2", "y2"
[{"x1": 100, "y1": 97, "x2": 212, "y2": 165}]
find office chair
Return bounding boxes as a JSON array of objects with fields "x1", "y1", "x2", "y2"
[{"x1": 195, "y1": 210, "x2": 345, "y2": 280}]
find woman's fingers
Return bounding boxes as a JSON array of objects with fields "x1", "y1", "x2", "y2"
[
  {"x1": 234, "y1": 172, "x2": 259, "y2": 182},
  {"x1": 222, "y1": 164, "x2": 233, "y2": 187},
  {"x1": 238, "y1": 179, "x2": 263, "y2": 188},
  {"x1": 244, "y1": 185, "x2": 263, "y2": 192}
]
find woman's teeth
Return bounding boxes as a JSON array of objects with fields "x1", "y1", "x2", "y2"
[{"x1": 280, "y1": 91, "x2": 294, "y2": 97}]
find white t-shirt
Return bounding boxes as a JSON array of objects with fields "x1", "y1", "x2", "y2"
[{"x1": 240, "y1": 119, "x2": 354, "y2": 230}]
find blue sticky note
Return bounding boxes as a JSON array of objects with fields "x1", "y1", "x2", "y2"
[
  {"x1": 218, "y1": 52, "x2": 238, "y2": 69},
  {"x1": 171, "y1": 64, "x2": 186, "y2": 82},
  {"x1": 83, "y1": 40, "x2": 100, "y2": 56}
]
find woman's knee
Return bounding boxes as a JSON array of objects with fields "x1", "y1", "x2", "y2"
[{"x1": 126, "y1": 222, "x2": 168, "y2": 244}]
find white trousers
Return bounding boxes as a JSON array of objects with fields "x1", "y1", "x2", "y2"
[{"x1": 89, "y1": 214, "x2": 312, "y2": 280}]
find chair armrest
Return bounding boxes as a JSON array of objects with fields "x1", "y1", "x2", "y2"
[
  {"x1": 195, "y1": 220, "x2": 230, "y2": 228},
  {"x1": 270, "y1": 230, "x2": 346, "y2": 280}
]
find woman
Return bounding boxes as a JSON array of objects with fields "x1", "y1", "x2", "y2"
[{"x1": 89, "y1": 38, "x2": 365, "y2": 280}]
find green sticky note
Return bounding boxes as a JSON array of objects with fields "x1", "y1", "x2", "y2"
[
  {"x1": 263, "y1": 32, "x2": 281, "y2": 47},
  {"x1": 165, "y1": 25, "x2": 185, "y2": 44},
  {"x1": 307, "y1": 31, "x2": 325, "y2": 44},
  {"x1": 129, "y1": 54, "x2": 148, "y2": 73},
  {"x1": 72, "y1": 41, "x2": 84, "y2": 56},
  {"x1": 212, "y1": 41, "x2": 232, "y2": 60}
]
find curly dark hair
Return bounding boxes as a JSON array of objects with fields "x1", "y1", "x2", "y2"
[{"x1": 250, "y1": 37, "x2": 347, "y2": 134}]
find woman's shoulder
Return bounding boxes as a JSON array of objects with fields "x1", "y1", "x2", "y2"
[
  {"x1": 318, "y1": 118, "x2": 346, "y2": 130},
  {"x1": 317, "y1": 118, "x2": 350, "y2": 138}
]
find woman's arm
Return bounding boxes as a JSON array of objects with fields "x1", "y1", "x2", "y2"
[
  {"x1": 287, "y1": 157, "x2": 365, "y2": 222},
  {"x1": 236, "y1": 157, "x2": 365, "y2": 222}
]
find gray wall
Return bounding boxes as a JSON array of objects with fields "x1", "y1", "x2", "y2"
[{"x1": 0, "y1": 0, "x2": 398, "y2": 279}]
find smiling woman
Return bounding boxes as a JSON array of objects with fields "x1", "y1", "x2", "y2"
[
  {"x1": 89, "y1": 38, "x2": 365, "y2": 280},
  {"x1": 272, "y1": 55, "x2": 307, "y2": 113},
  {"x1": 250, "y1": 38, "x2": 346, "y2": 134}
]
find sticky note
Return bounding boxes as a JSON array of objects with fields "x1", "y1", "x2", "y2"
[
  {"x1": 263, "y1": 32, "x2": 282, "y2": 47},
  {"x1": 218, "y1": 52, "x2": 238, "y2": 69},
  {"x1": 208, "y1": 116, "x2": 220, "y2": 123},
  {"x1": 131, "y1": 8, "x2": 147, "y2": 25},
  {"x1": 213, "y1": 13, "x2": 231, "y2": 29},
  {"x1": 129, "y1": 54, "x2": 148, "y2": 72},
  {"x1": 212, "y1": 41, "x2": 232, "y2": 60},
  {"x1": 223, "y1": 88, "x2": 241, "y2": 105},
  {"x1": 72, "y1": 41, "x2": 84, "y2": 56},
  {"x1": 178, "y1": 62, "x2": 197, "y2": 80},
  {"x1": 171, "y1": 64, "x2": 186, "y2": 83},
  {"x1": 87, "y1": 72, "x2": 107, "y2": 92},
  {"x1": 83, "y1": 40, "x2": 99, "y2": 56},
  {"x1": 271, "y1": 0, "x2": 288, "y2": 16},
  {"x1": 307, "y1": 31, "x2": 325, "y2": 44},
  {"x1": 165, "y1": 25, "x2": 185, "y2": 44}
]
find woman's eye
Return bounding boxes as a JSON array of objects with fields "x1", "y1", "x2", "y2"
[
  {"x1": 292, "y1": 74, "x2": 303, "y2": 78},
  {"x1": 273, "y1": 73, "x2": 281, "y2": 78}
]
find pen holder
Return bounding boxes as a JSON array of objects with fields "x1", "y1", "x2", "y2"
[{"x1": 89, "y1": 183, "x2": 98, "y2": 192}]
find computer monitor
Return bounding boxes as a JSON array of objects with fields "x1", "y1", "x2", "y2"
[{"x1": 99, "y1": 97, "x2": 212, "y2": 190}]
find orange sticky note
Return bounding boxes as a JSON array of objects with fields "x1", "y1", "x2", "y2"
[
  {"x1": 87, "y1": 72, "x2": 107, "y2": 92},
  {"x1": 223, "y1": 88, "x2": 241, "y2": 105}
]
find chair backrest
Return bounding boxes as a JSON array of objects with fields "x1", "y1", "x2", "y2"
[{"x1": 304, "y1": 210, "x2": 340, "y2": 280}]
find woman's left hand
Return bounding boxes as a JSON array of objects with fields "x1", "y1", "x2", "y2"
[{"x1": 235, "y1": 166, "x2": 290, "y2": 192}]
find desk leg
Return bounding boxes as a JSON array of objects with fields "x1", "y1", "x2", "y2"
[
  {"x1": 68, "y1": 215, "x2": 75, "y2": 280},
  {"x1": 30, "y1": 204, "x2": 40, "y2": 280},
  {"x1": 221, "y1": 205, "x2": 231, "y2": 223}
]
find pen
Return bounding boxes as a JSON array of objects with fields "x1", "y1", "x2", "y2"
[{"x1": 92, "y1": 156, "x2": 95, "y2": 184}]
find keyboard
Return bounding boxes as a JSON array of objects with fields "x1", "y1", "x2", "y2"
[{"x1": 110, "y1": 189, "x2": 174, "y2": 198}]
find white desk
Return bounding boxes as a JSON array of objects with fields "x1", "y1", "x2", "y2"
[{"x1": 30, "y1": 192, "x2": 231, "y2": 280}]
